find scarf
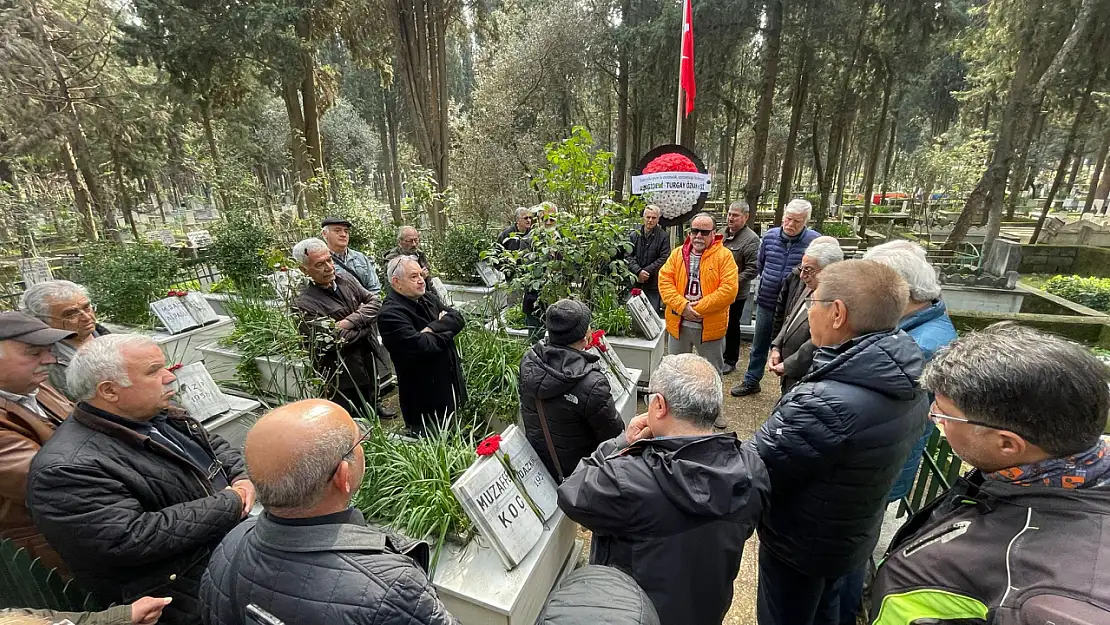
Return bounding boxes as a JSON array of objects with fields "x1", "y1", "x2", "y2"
[{"x1": 990, "y1": 438, "x2": 1110, "y2": 489}]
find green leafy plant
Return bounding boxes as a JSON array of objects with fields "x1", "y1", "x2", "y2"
[
  {"x1": 209, "y1": 210, "x2": 277, "y2": 292},
  {"x1": 819, "y1": 222, "x2": 855, "y2": 238},
  {"x1": 503, "y1": 304, "x2": 527, "y2": 329},
  {"x1": 1044, "y1": 275, "x2": 1110, "y2": 313},
  {"x1": 354, "y1": 418, "x2": 476, "y2": 569},
  {"x1": 433, "y1": 224, "x2": 492, "y2": 285},
  {"x1": 592, "y1": 294, "x2": 633, "y2": 337},
  {"x1": 219, "y1": 297, "x2": 323, "y2": 398},
  {"x1": 456, "y1": 321, "x2": 530, "y2": 432},
  {"x1": 74, "y1": 242, "x2": 180, "y2": 326},
  {"x1": 532, "y1": 126, "x2": 613, "y2": 216}
]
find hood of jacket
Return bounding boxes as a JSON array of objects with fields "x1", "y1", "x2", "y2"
[
  {"x1": 680, "y1": 232, "x2": 726, "y2": 266},
  {"x1": 630, "y1": 433, "x2": 766, "y2": 519},
  {"x1": 806, "y1": 330, "x2": 923, "y2": 401},
  {"x1": 900, "y1": 299, "x2": 949, "y2": 333},
  {"x1": 521, "y1": 341, "x2": 604, "y2": 400}
]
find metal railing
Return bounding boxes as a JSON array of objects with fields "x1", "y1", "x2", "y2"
[
  {"x1": 0, "y1": 538, "x2": 104, "y2": 612},
  {"x1": 897, "y1": 426, "x2": 963, "y2": 517}
]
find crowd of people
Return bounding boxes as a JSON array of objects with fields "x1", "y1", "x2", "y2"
[{"x1": 0, "y1": 202, "x2": 1108, "y2": 625}]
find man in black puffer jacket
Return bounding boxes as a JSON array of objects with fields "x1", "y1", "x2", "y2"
[
  {"x1": 753, "y1": 260, "x2": 929, "y2": 625},
  {"x1": 27, "y1": 334, "x2": 253, "y2": 625},
  {"x1": 520, "y1": 299, "x2": 623, "y2": 482},
  {"x1": 202, "y1": 399, "x2": 458, "y2": 625}
]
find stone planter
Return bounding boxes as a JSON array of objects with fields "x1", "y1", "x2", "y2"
[
  {"x1": 616, "y1": 369, "x2": 643, "y2": 424},
  {"x1": 443, "y1": 283, "x2": 508, "y2": 313},
  {"x1": 487, "y1": 311, "x2": 531, "y2": 340},
  {"x1": 941, "y1": 285, "x2": 1026, "y2": 314},
  {"x1": 202, "y1": 292, "x2": 282, "y2": 317},
  {"x1": 105, "y1": 317, "x2": 235, "y2": 367},
  {"x1": 433, "y1": 510, "x2": 581, "y2": 625},
  {"x1": 608, "y1": 335, "x2": 664, "y2": 391},
  {"x1": 197, "y1": 342, "x2": 314, "y2": 399}
]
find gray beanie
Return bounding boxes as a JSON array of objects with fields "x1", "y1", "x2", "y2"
[{"x1": 545, "y1": 299, "x2": 592, "y2": 346}]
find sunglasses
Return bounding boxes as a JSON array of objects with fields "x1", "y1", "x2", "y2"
[
  {"x1": 689, "y1": 227, "x2": 714, "y2": 237},
  {"x1": 333, "y1": 419, "x2": 373, "y2": 477}
]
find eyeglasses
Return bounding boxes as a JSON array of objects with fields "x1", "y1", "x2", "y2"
[
  {"x1": 805, "y1": 294, "x2": 835, "y2": 305},
  {"x1": 800, "y1": 265, "x2": 820, "y2": 277},
  {"x1": 47, "y1": 302, "x2": 96, "y2": 322},
  {"x1": 333, "y1": 419, "x2": 373, "y2": 477},
  {"x1": 689, "y1": 227, "x2": 714, "y2": 237}
]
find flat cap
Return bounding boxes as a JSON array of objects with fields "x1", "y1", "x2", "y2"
[
  {"x1": 0, "y1": 311, "x2": 75, "y2": 345},
  {"x1": 321, "y1": 216, "x2": 353, "y2": 228}
]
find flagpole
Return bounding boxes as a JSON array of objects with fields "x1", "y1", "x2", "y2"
[{"x1": 675, "y1": 0, "x2": 686, "y2": 144}]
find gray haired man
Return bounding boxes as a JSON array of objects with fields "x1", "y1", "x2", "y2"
[
  {"x1": 27, "y1": 333, "x2": 253, "y2": 625},
  {"x1": 20, "y1": 279, "x2": 111, "y2": 400},
  {"x1": 627, "y1": 204, "x2": 670, "y2": 313},
  {"x1": 384, "y1": 226, "x2": 431, "y2": 277},
  {"x1": 291, "y1": 237, "x2": 395, "y2": 420},
  {"x1": 320, "y1": 216, "x2": 382, "y2": 294},
  {"x1": 558, "y1": 354, "x2": 769, "y2": 625},
  {"x1": 498, "y1": 207, "x2": 534, "y2": 251},
  {"x1": 201, "y1": 399, "x2": 459, "y2": 625}
]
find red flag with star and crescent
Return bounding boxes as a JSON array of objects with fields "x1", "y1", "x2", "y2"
[{"x1": 680, "y1": 0, "x2": 696, "y2": 116}]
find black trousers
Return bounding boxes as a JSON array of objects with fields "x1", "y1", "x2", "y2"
[
  {"x1": 757, "y1": 543, "x2": 845, "y2": 625},
  {"x1": 331, "y1": 358, "x2": 380, "y2": 418},
  {"x1": 723, "y1": 298, "x2": 749, "y2": 366}
]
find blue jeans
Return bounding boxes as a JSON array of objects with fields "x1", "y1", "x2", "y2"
[{"x1": 743, "y1": 305, "x2": 776, "y2": 386}]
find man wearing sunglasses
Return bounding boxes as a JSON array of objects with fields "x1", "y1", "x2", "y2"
[
  {"x1": 657, "y1": 213, "x2": 738, "y2": 428},
  {"x1": 870, "y1": 324, "x2": 1110, "y2": 625},
  {"x1": 202, "y1": 400, "x2": 458, "y2": 625}
]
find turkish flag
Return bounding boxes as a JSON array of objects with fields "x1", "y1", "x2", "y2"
[{"x1": 680, "y1": 0, "x2": 696, "y2": 116}]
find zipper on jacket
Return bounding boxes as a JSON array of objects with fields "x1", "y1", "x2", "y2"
[{"x1": 901, "y1": 521, "x2": 971, "y2": 558}]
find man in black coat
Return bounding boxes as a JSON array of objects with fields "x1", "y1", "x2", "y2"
[
  {"x1": 752, "y1": 259, "x2": 929, "y2": 625},
  {"x1": 378, "y1": 255, "x2": 467, "y2": 435},
  {"x1": 519, "y1": 299, "x2": 623, "y2": 482},
  {"x1": 27, "y1": 334, "x2": 253, "y2": 625},
  {"x1": 721, "y1": 201, "x2": 760, "y2": 374},
  {"x1": 498, "y1": 207, "x2": 534, "y2": 251},
  {"x1": 201, "y1": 399, "x2": 458, "y2": 625},
  {"x1": 627, "y1": 205, "x2": 670, "y2": 313},
  {"x1": 558, "y1": 353, "x2": 769, "y2": 625},
  {"x1": 291, "y1": 237, "x2": 395, "y2": 419}
]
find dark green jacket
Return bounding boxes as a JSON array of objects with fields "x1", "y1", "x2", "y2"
[{"x1": 871, "y1": 470, "x2": 1110, "y2": 624}]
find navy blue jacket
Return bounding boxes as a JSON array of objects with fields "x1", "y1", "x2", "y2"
[
  {"x1": 755, "y1": 227, "x2": 819, "y2": 310},
  {"x1": 753, "y1": 330, "x2": 929, "y2": 577}
]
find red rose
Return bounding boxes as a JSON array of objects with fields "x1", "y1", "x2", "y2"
[
  {"x1": 587, "y1": 329, "x2": 609, "y2": 352},
  {"x1": 280, "y1": 266, "x2": 289, "y2": 272},
  {"x1": 631, "y1": 288, "x2": 642, "y2": 297},
  {"x1": 167, "y1": 363, "x2": 183, "y2": 372},
  {"x1": 476, "y1": 434, "x2": 502, "y2": 457}
]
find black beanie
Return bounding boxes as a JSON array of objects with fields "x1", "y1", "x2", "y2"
[{"x1": 545, "y1": 299, "x2": 592, "y2": 346}]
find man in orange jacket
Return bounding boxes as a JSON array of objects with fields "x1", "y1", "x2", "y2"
[{"x1": 658, "y1": 212, "x2": 739, "y2": 426}]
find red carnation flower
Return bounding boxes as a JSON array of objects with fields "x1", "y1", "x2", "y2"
[
  {"x1": 642, "y1": 152, "x2": 698, "y2": 174},
  {"x1": 588, "y1": 329, "x2": 609, "y2": 352},
  {"x1": 167, "y1": 363, "x2": 183, "y2": 372},
  {"x1": 631, "y1": 288, "x2": 642, "y2": 297},
  {"x1": 476, "y1": 434, "x2": 502, "y2": 457}
]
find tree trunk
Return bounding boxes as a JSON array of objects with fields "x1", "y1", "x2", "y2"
[
  {"x1": 385, "y1": 100, "x2": 404, "y2": 225},
  {"x1": 613, "y1": 0, "x2": 631, "y2": 202},
  {"x1": 777, "y1": 42, "x2": 811, "y2": 222},
  {"x1": 59, "y1": 143, "x2": 98, "y2": 241},
  {"x1": 281, "y1": 78, "x2": 311, "y2": 218},
  {"x1": 1082, "y1": 134, "x2": 1109, "y2": 213},
  {"x1": 744, "y1": 0, "x2": 784, "y2": 219},
  {"x1": 860, "y1": 68, "x2": 893, "y2": 238},
  {"x1": 878, "y1": 91, "x2": 902, "y2": 206},
  {"x1": 1033, "y1": 82, "x2": 1094, "y2": 243},
  {"x1": 112, "y1": 159, "x2": 140, "y2": 241},
  {"x1": 1063, "y1": 144, "x2": 1085, "y2": 198},
  {"x1": 1007, "y1": 98, "x2": 1045, "y2": 219}
]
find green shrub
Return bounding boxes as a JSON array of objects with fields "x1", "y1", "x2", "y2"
[
  {"x1": 504, "y1": 304, "x2": 526, "y2": 329},
  {"x1": 1044, "y1": 275, "x2": 1110, "y2": 312},
  {"x1": 74, "y1": 243, "x2": 180, "y2": 326},
  {"x1": 433, "y1": 224, "x2": 492, "y2": 285},
  {"x1": 456, "y1": 322, "x2": 529, "y2": 432},
  {"x1": 219, "y1": 297, "x2": 322, "y2": 398},
  {"x1": 209, "y1": 211, "x2": 277, "y2": 292},
  {"x1": 819, "y1": 222, "x2": 855, "y2": 238},
  {"x1": 593, "y1": 294, "x2": 633, "y2": 337}
]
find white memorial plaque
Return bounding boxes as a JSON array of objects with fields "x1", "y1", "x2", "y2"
[
  {"x1": 430, "y1": 277, "x2": 454, "y2": 306},
  {"x1": 181, "y1": 292, "x2": 220, "y2": 326},
  {"x1": 266, "y1": 269, "x2": 306, "y2": 301},
  {"x1": 145, "y1": 229, "x2": 176, "y2": 247},
  {"x1": 18, "y1": 258, "x2": 53, "y2": 287},
  {"x1": 627, "y1": 292, "x2": 664, "y2": 340},
  {"x1": 475, "y1": 261, "x2": 505, "y2": 288},
  {"x1": 499, "y1": 425, "x2": 558, "y2": 520},
  {"x1": 452, "y1": 426, "x2": 555, "y2": 570},
  {"x1": 186, "y1": 230, "x2": 213, "y2": 248},
  {"x1": 150, "y1": 297, "x2": 202, "y2": 335},
  {"x1": 173, "y1": 363, "x2": 231, "y2": 421},
  {"x1": 587, "y1": 335, "x2": 633, "y2": 403}
]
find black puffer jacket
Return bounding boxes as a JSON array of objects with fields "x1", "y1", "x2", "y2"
[
  {"x1": 753, "y1": 330, "x2": 929, "y2": 577},
  {"x1": 26, "y1": 404, "x2": 247, "y2": 625},
  {"x1": 520, "y1": 341, "x2": 623, "y2": 481},
  {"x1": 558, "y1": 433, "x2": 770, "y2": 625},
  {"x1": 201, "y1": 510, "x2": 458, "y2": 625},
  {"x1": 627, "y1": 226, "x2": 670, "y2": 291},
  {"x1": 540, "y1": 565, "x2": 660, "y2": 625}
]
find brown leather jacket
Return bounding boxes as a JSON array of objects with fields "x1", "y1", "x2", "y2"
[{"x1": 0, "y1": 383, "x2": 72, "y2": 571}]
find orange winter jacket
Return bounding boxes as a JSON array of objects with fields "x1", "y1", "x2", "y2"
[{"x1": 658, "y1": 234, "x2": 739, "y2": 342}]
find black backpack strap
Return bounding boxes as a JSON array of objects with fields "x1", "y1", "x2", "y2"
[{"x1": 535, "y1": 399, "x2": 565, "y2": 482}]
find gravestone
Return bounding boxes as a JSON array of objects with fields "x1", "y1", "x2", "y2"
[
  {"x1": 149, "y1": 297, "x2": 202, "y2": 334},
  {"x1": 186, "y1": 230, "x2": 213, "y2": 248},
  {"x1": 174, "y1": 363, "x2": 231, "y2": 421},
  {"x1": 430, "y1": 277, "x2": 454, "y2": 306},
  {"x1": 17, "y1": 258, "x2": 53, "y2": 287},
  {"x1": 982, "y1": 239, "x2": 1022, "y2": 277},
  {"x1": 626, "y1": 292, "x2": 664, "y2": 340},
  {"x1": 476, "y1": 261, "x2": 505, "y2": 288},
  {"x1": 145, "y1": 229, "x2": 176, "y2": 247}
]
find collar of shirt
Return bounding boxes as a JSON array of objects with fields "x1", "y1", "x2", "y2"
[
  {"x1": 267, "y1": 507, "x2": 363, "y2": 527},
  {"x1": 0, "y1": 388, "x2": 45, "y2": 418}
]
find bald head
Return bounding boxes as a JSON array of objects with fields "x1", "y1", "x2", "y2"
[{"x1": 246, "y1": 399, "x2": 363, "y2": 514}]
